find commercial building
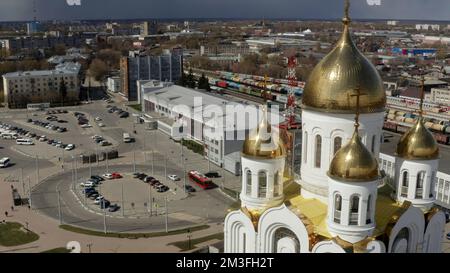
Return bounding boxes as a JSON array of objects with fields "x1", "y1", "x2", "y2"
[
  {"x1": 26, "y1": 21, "x2": 41, "y2": 35},
  {"x1": 428, "y1": 87, "x2": 450, "y2": 105},
  {"x1": 141, "y1": 84, "x2": 282, "y2": 170},
  {"x1": 200, "y1": 44, "x2": 250, "y2": 56},
  {"x1": 140, "y1": 21, "x2": 158, "y2": 36},
  {"x1": 120, "y1": 49, "x2": 183, "y2": 101},
  {"x1": 2, "y1": 62, "x2": 81, "y2": 109},
  {"x1": 107, "y1": 76, "x2": 121, "y2": 93}
]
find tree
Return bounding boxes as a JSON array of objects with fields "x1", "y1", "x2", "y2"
[
  {"x1": 186, "y1": 70, "x2": 196, "y2": 89},
  {"x1": 198, "y1": 73, "x2": 211, "y2": 91},
  {"x1": 59, "y1": 79, "x2": 67, "y2": 107},
  {"x1": 89, "y1": 59, "x2": 109, "y2": 81},
  {"x1": 177, "y1": 73, "x2": 188, "y2": 87}
]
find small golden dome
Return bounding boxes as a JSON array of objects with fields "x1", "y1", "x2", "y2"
[
  {"x1": 242, "y1": 106, "x2": 286, "y2": 159},
  {"x1": 302, "y1": 17, "x2": 386, "y2": 113},
  {"x1": 328, "y1": 131, "x2": 379, "y2": 182},
  {"x1": 397, "y1": 119, "x2": 439, "y2": 160}
]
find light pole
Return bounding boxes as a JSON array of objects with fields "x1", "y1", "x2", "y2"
[
  {"x1": 89, "y1": 154, "x2": 92, "y2": 177},
  {"x1": 151, "y1": 148, "x2": 155, "y2": 175},
  {"x1": 149, "y1": 185, "x2": 152, "y2": 217},
  {"x1": 87, "y1": 243, "x2": 92, "y2": 253},
  {"x1": 187, "y1": 229, "x2": 192, "y2": 250},
  {"x1": 21, "y1": 168, "x2": 25, "y2": 197},
  {"x1": 121, "y1": 182, "x2": 125, "y2": 217},
  {"x1": 165, "y1": 196, "x2": 168, "y2": 233},
  {"x1": 133, "y1": 145, "x2": 136, "y2": 173},
  {"x1": 35, "y1": 155, "x2": 40, "y2": 185},
  {"x1": 103, "y1": 201, "x2": 107, "y2": 234},
  {"x1": 57, "y1": 190, "x2": 62, "y2": 224},
  {"x1": 106, "y1": 150, "x2": 109, "y2": 173},
  {"x1": 27, "y1": 176, "x2": 32, "y2": 207}
]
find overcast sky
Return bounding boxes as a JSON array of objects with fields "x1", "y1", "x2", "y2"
[{"x1": 0, "y1": 0, "x2": 449, "y2": 22}]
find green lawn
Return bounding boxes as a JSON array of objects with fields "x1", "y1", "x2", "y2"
[
  {"x1": 0, "y1": 222, "x2": 40, "y2": 247},
  {"x1": 59, "y1": 224, "x2": 209, "y2": 239},
  {"x1": 41, "y1": 247, "x2": 71, "y2": 253},
  {"x1": 168, "y1": 232, "x2": 224, "y2": 251},
  {"x1": 128, "y1": 104, "x2": 142, "y2": 112}
]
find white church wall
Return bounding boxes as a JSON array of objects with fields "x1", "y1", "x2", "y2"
[
  {"x1": 422, "y1": 211, "x2": 446, "y2": 253},
  {"x1": 224, "y1": 210, "x2": 257, "y2": 253},
  {"x1": 388, "y1": 206, "x2": 425, "y2": 253},
  {"x1": 257, "y1": 205, "x2": 310, "y2": 253}
]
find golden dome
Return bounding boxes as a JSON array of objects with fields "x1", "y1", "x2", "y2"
[
  {"x1": 328, "y1": 131, "x2": 379, "y2": 182},
  {"x1": 397, "y1": 119, "x2": 439, "y2": 160},
  {"x1": 302, "y1": 16, "x2": 386, "y2": 113},
  {"x1": 242, "y1": 106, "x2": 286, "y2": 159}
]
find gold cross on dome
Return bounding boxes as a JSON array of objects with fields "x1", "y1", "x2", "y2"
[
  {"x1": 344, "y1": 0, "x2": 350, "y2": 19},
  {"x1": 350, "y1": 86, "x2": 367, "y2": 130},
  {"x1": 419, "y1": 76, "x2": 425, "y2": 117}
]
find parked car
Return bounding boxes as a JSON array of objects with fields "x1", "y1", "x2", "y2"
[
  {"x1": 205, "y1": 171, "x2": 221, "y2": 178},
  {"x1": 89, "y1": 193, "x2": 100, "y2": 200},
  {"x1": 65, "y1": 144, "x2": 75, "y2": 151},
  {"x1": 447, "y1": 232, "x2": 450, "y2": 240},
  {"x1": 98, "y1": 123, "x2": 105, "y2": 128},
  {"x1": 133, "y1": 172, "x2": 141, "y2": 178},
  {"x1": 94, "y1": 196, "x2": 104, "y2": 204},
  {"x1": 100, "y1": 200, "x2": 111, "y2": 209},
  {"x1": 111, "y1": 172, "x2": 122, "y2": 179},
  {"x1": 157, "y1": 185, "x2": 169, "y2": 193},
  {"x1": 102, "y1": 173, "x2": 113, "y2": 180},
  {"x1": 82, "y1": 187, "x2": 96, "y2": 194},
  {"x1": 119, "y1": 112, "x2": 129, "y2": 118},
  {"x1": 168, "y1": 174, "x2": 180, "y2": 181},
  {"x1": 108, "y1": 204, "x2": 120, "y2": 212},
  {"x1": 81, "y1": 124, "x2": 92, "y2": 128},
  {"x1": 80, "y1": 181, "x2": 95, "y2": 187},
  {"x1": 144, "y1": 176, "x2": 155, "y2": 183},
  {"x1": 91, "y1": 175, "x2": 104, "y2": 182},
  {"x1": 185, "y1": 185, "x2": 196, "y2": 193}
]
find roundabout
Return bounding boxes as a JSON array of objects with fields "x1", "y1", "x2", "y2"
[{"x1": 31, "y1": 164, "x2": 233, "y2": 234}]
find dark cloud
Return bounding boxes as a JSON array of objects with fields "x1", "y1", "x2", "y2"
[{"x1": 0, "y1": 0, "x2": 449, "y2": 21}]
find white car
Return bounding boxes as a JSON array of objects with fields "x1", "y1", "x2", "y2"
[
  {"x1": 39, "y1": 136, "x2": 47, "y2": 141},
  {"x1": 65, "y1": 144, "x2": 75, "y2": 151},
  {"x1": 98, "y1": 123, "x2": 105, "y2": 127},
  {"x1": 102, "y1": 173, "x2": 113, "y2": 180},
  {"x1": 92, "y1": 135, "x2": 103, "y2": 140},
  {"x1": 80, "y1": 181, "x2": 95, "y2": 187},
  {"x1": 94, "y1": 196, "x2": 105, "y2": 204},
  {"x1": 168, "y1": 174, "x2": 180, "y2": 181},
  {"x1": 81, "y1": 124, "x2": 92, "y2": 128},
  {"x1": 95, "y1": 117, "x2": 102, "y2": 121}
]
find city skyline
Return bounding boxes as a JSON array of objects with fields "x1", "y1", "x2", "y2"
[{"x1": 0, "y1": 0, "x2": 449, "y2": 22}]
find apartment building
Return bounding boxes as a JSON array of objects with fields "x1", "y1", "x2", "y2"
[{"x1": 2, "y1": 62, "x2": 81, "y2": 109}]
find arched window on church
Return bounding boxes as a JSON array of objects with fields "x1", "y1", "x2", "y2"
[
  {"x1": 416, "y1": 171, "x2": 425, "y2": 199},
  {"x1": 349, "y1": 195, "x2": 359, "y2": 225},
  {"x1": 371, "y1": 135, "x2": 376, "y2": 153},
  {"x1": 366, "y1": 195, "x2": 372, "y2": 224},
  {"x1": 333, "y1": 136, "x2": 342, "y2": 155},
  {"x1": 334, "y1": 194, "x2": 342, "y2": 224},
  {"x1": 245, "y1": 169, "x2": 252, "y2": 195},
  {"x1": 303, "y1": 131, "x2": 308, "y2": 164},
  {"x1": 273, "y1": 171, "x2": 279, "y2": 197},
  {"x1": 258, "y1": 171, "x2": 267, "y2": 198},
  {"x1": 392, "y1": 227, "x2": 410, "y2": 253},
  {"x1": 401, "y1": 171, "x2": 409, "y2": 197},
  {"x1": 315, "y1": 135, "x2": 322, "y2": 168}
]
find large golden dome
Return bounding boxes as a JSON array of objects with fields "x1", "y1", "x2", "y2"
[
  {"x1": 242, "y1": 106, "x2": 286, "y2": 159},
  {"x1": 302, "y1": 16, "x2": 386, "y2": 113},
  {"x1": 328, "y1": 131, "x2": 379, "y2": 182},
  {"x1": 397, "y1": 119, "x2": 439, "y2": 160}
]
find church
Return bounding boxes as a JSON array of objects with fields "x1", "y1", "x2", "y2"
[{"x1": 223, "y1": 1, "x2": 446, "y2": 253}]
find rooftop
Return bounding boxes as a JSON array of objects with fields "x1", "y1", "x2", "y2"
[{"x1": 3, "y1": 62, "x2": 81, "y2": 78}]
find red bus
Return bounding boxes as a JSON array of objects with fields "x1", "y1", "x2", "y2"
[{"x1": 188, "y1": 170, "x2": 214, "y2": 189}]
